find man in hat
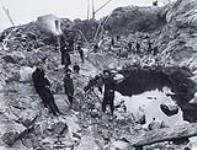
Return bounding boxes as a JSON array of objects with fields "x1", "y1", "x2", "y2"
[
  {"x1": 73, "y1": 62, "x2": 80, "y2": 74},
  {"x1": 58, "y1": 34, "x2": 71, "y2": 68},
  {"x1": 102, "y1": 70, "x2": 115, "y2": 116},
  {"x1": 32, "y1": 67, "x2": 61, "y2": 116},
  {"x1": 63, "y1": 69, "x2": 74, "y2": 107}
]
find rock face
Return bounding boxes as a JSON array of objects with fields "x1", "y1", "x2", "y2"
[
  {"x1": 157, "y1": 0, "x2": 197, "y2": 68},
  {"x1": 105, "y1": 5, "x2": 167, "y2": 34},
  {"x1": 103, "y1": 0, "x2": 197, "y2": 70}
]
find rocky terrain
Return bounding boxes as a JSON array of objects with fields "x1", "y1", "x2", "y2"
[{"x1": 1, "y1": 0, "x2": 197, "y2": 149}]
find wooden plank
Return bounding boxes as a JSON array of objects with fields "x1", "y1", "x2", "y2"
[{"x1": 126, "y1": 123, "x2": 197, "y2": 147}]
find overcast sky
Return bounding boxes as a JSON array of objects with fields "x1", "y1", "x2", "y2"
[{"x1": 0, "y1": 0, "x2": 174, "y2": 31}]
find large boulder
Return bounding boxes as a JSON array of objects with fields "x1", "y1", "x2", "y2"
[
  {"x1": 18, "y1": 109, "x2": 38, "y2": 127},
  {"x1": 19, "y1": 66, "x2": 34, "y2": 82},
  {"x1": 0, "y1": 120, "x2": 27, "y2": 146},
  {"x1": 114, "y1": 73, "x2": 125, "y2": 84},
  {"x1": 4, "y1": 68, "x2": 20, "y2": 83},
  {"x1": 33, "y1": 117, "x2": 69, "y2": 138},
  {"x1": 50, "y1": 121, "x2": 68, "y2": 135},
  {"x1": 26, "y1": 49, "x2": 49, "y2": 66},
  {"x1": 148, "y1": 119, "x2": 162, "y2": 130},
  {"x1": 2, "y1": 55, "x2": 16, "y2": 64},
  {"x1": 133, "y1": 107, "x2": 146, "y2": 125},
  {"x1": 160, "y1": 103, "x2": 179, "y2": 116},
  {"x1": 2, "y1": 51, "x2": 26, "y2": 64},
  {"x1": 116, "y1": 113, "x2": 133, "y2": 126},
  {"x1": 37, "y1": 14, "x2": 63, "y2": 36}
]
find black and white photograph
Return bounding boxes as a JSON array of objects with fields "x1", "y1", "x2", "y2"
[{"x1": 0, "y1": 0, "x2": 197, "y2": 149}]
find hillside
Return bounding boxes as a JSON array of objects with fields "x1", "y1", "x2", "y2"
[{"x1": 1, "y1": 0, "x2": 197, "y2": 149}]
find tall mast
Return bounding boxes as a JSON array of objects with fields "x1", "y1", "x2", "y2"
[
  {"x1": 92, "y1": 0, "x2": 95, "y2": 19},
  {"x1": 87, "y1": 0, "x2": 90, "y2": 19}
]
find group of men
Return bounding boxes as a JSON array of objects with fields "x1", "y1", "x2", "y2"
[
  {"x1": 127, "y1": 40, "x2": 159, "y2": 56},
  {"x1": 32, "y1": 66, "x2": 117, "y2": 116},
  {"x1": 110, "y1": 36, "x2": 159, "y2": 58},
  {"x1": 59, "y1": 34, "x2": 84, "y2": 69},
  {"x1": 32, "y1": 66, "x2": 75, "y2": 116},
  {"x1": 32, "y1": 33, "x2": 118, "y2": 116},
  {"x1": 32, "y1": 33, "x2": 83, "y2": 116},
  {"x1": 32, "y1": 33, "x2": 161, "y2": 117}
]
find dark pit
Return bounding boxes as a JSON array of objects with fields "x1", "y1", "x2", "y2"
[{"x1": 115, "y1": 65, "x2": 197, "y2": 123}]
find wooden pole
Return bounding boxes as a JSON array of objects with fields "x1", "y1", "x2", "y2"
[
  {"x1": 94, "y1": 12, "x2": 112, "y2": 41},
  {"x1": 94, "y1": 0, "x2": 113, "y2": 14},
  {"x1": 77, "y1": 30, "x2": 89, "y2": 44},
  {"x1": 94, "y1": 20, "x2": 102, "y2": 41},
  {"x1": 91, "y1": 0, "x2": 113, "y2": 19},
  {"x1": 2, "y1": 6, "x2": 15, "y2": 26}
]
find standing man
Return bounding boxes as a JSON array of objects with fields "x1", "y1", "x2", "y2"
[
  {"x1": 63, "y1": 69, "x2": 74, "y2": 107},
  {"x1": 94, "y1": 43, "x2": 99, "y2": 53},
  {"x1": 32, "y1": 67, "x2": 61, "y2": 116},
  {"x1": 64, "y1": 50, "x2": 71, "y2": 69},
  {"x1": 78, "y1": 45, "x2": 85, "y2": 63},
  {"x1": 67, "y1": 37, "x2": 74, "y2": 52},
  {"x1": 111, "y1": 37, "x2": 115, "y2": 47},
  {"x1": 153, "y1": 46, "x2": 158, "y2": 56},
  {"x1": 136, "y1": 42, "x2": 141, "y2": 55},
  {"x1": 153, "y1": 0, "x2": 158, "y2": 6},
  {"x1": 102, "y1": 70, "x2": 115, "y2": 116},
  {"x1": 147, "y1": 40, "x2": 152, "y2": 54},
  {"x1": 128, "y1": 41, "x2": 132, "y2": 53},
  {"x1": 58, "y1": 34, "x2": 71, "y2": 68},
  {"x1": 67, "y1": 32, "x2": 75, "y2": 51},
  {"x1": 116, "y1": 35, "x2": 120, "y2": 42}
]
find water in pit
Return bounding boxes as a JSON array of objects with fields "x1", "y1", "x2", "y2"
[
  {"x1": 114, "y1": 66, "x2": 197, "y2": 123},
  {"x1": 115, "y1": 87, "x2": 188, "y2": 127}
]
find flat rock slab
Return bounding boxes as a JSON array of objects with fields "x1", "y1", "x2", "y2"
[
  {"x1": 126, "y1": 123, "x2": 197, "y2": 147},
  {"x1": 74, "y1": 136, "x2": 99, "y2": 150}
]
